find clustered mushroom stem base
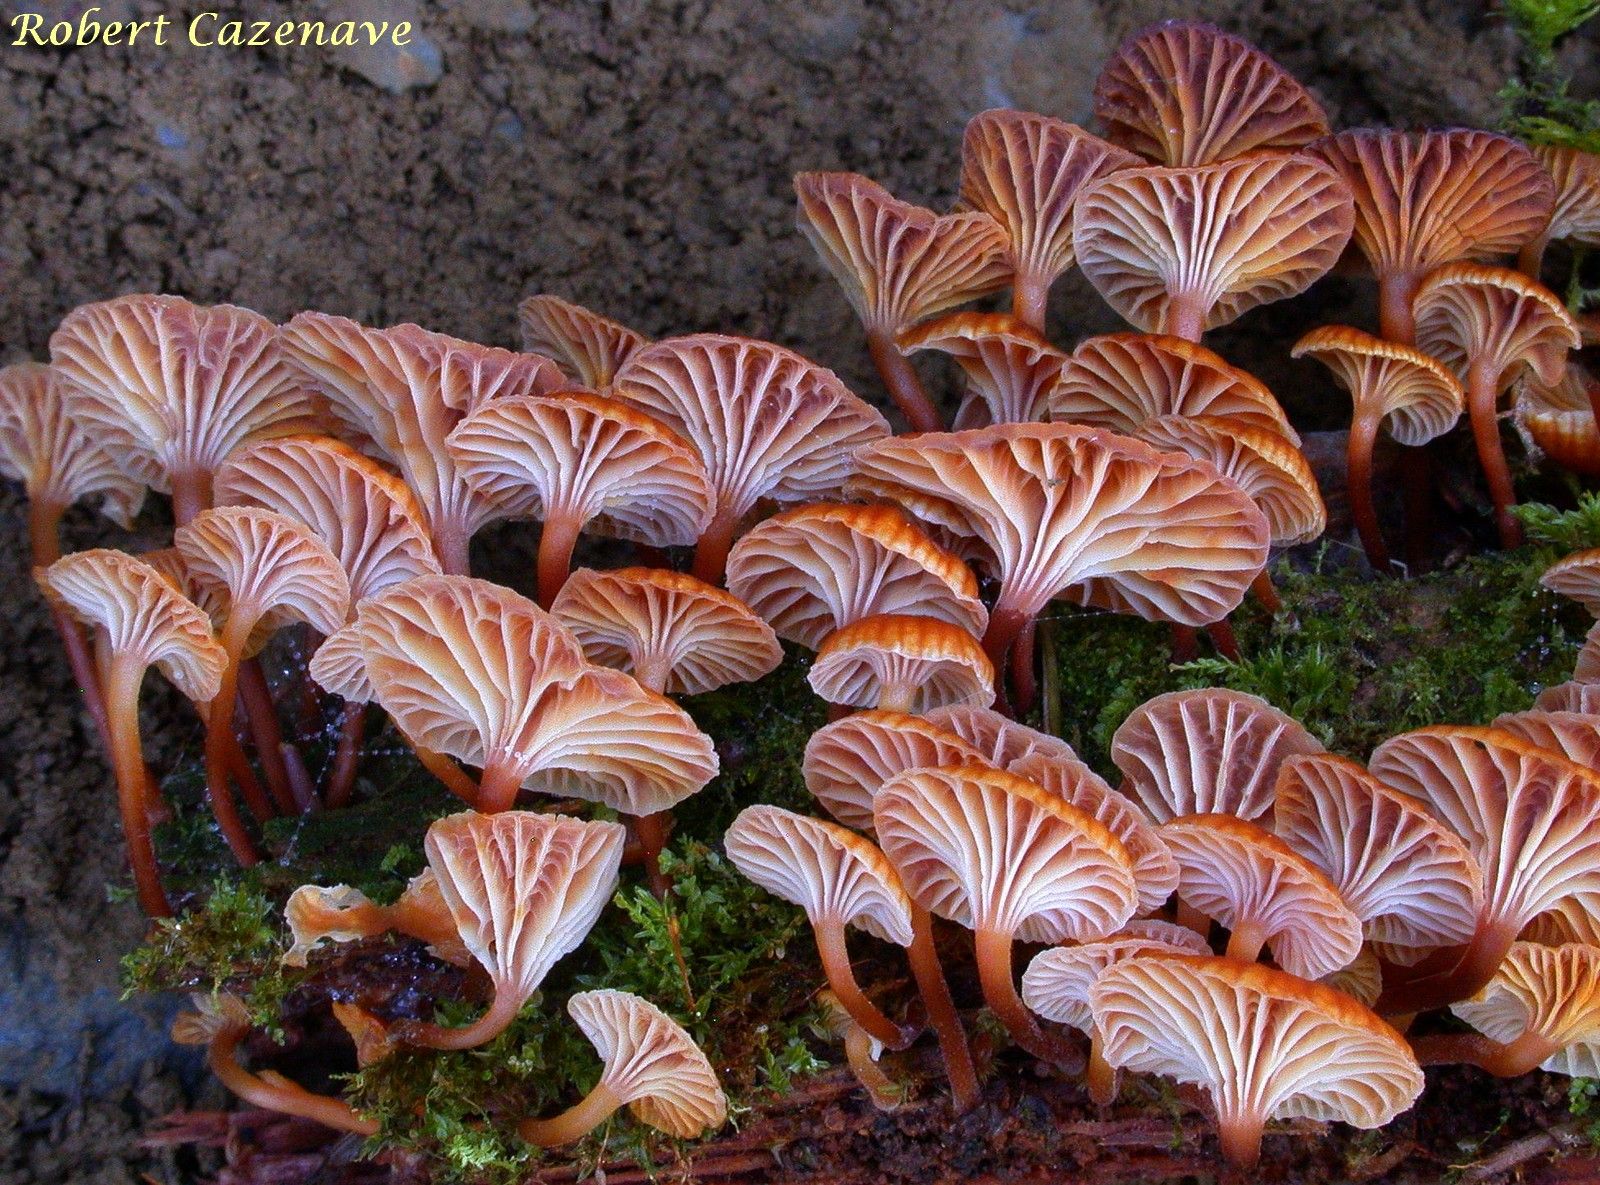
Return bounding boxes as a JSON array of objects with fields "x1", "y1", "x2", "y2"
[
  {"x1": 867, "y1": 327, "x2": 944, "y2": 433},
  {"x1": 1464, "y1": 360, "x2": 1526, "y2": 549},
  {"x1": 814, "y1": 919, "x2": 912, "y2": 1050},
  {"x1": 692, "y1": 507, "x2": 743, "y2": 585},
  {"x1": 204, "y1": 624, "x2": 265, "y2": 867},
  {"x1": 972, "y1": 926, "x2": 1080, "y2": 1070},
  {"x1": 536, "y1": 514, "x2": 584, "y2": 608},
  {"x1": 1410, "y1": 1029, "x2": 1559, "y2": 1077},
  {"x1": 518, "y1": 1081, "x2": 624, "y2": 1147},
  {"x1": 207, "y1": 1026, "x2": 379, "y2": 1136},
  {"x1": 1346, "y1": 417, "x2": 1392, "y2": 571},
  {"x1": 905, "y1": 904, "x2": 980, "y2": 1112},
  {"x1": 1086, "y1": 1031, "x2": 1118, "y2": 1107},
  {"x1": 104, "y1": 656, "x2": 174, "y2": 917}
]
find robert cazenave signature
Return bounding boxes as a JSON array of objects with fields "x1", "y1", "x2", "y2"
[{"x1": 8, "y1": 7, "x2": 415, "y2": 50}]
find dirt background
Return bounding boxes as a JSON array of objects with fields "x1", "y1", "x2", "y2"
[{"x1": 0, "y1": 1, "x2": 1593, "y2": 1181}]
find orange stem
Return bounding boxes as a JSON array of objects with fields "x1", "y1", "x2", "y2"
[
  {"x1": 867, "y1": 327, "x2": 944, "y2": 432},
  {"x1": 973, "y1": 926, "x2": 1080, "y2": 1069},
  {"x1": 104, "y1": 655, "x2": 173, "y2": 917},
  {"x1": 238, "y1": 659, "x2": 297, "y2": 815},
  {"x1": 536, "y1": 512, "x2": 583, "y2": 608},
  {"x1": 208, "y1": 1024, "x2": 377, "y2": 1136},
  {"x1": 814, "y1": 918, "x2": 913, "y2": 1050},
  {"x1": 324, "y1": 702, "x2": 367, "y2": 809},
  {"x1": 692, "y1": 504, "x2": 741, "y2": 585},
  {"x1": 1464, "y1": 359, "x2": 1525, "y2": 548},
  {"x1": 906, "y1": 904, "x2": 980, "y2": 1112}
]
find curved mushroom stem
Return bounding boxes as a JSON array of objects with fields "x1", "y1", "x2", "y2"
[
  {"x1": 1225, "y1": 919, "x2": 1268, "y2": 965},
  {"x1": 840, "y1": 1015, "x2": 902, "y2": 1110},
  {"x1": 867, "y1": 327, "x2": 944, "y2": 433},
  {"x1": 1518, "y1": 237, "x2": 1550, "y2": 281},
  {"x1": 475, "y1": 762, "x2": 525, "y2": 815},
  {"x1": 973, "y1": 926, "x2": 1081, "y2": 1070},
  {"x1": 1376, "y1": 918, "x2": 1521, "y2": 1015},
  {"x1": 1346, "y1": 416, "x2": 1392, "y2": 571},
  {"x1": 1163, "y1": 295, "x2": 1207, "y2": 344},
  {"x1": 1378, "y1": 272, "x2": 1421, "y2": 346},
  {"x1": 536, "y1": 512, "x2": 584, "y2": 608},
  {"x1": 393, "y1": 984, "x2": 526, "y2": 1052},
  {"x1": 104, "y1": 654, "x2": 173, "y2": 917},
  {"x1": 238, "y1": 659, "x2": 298, "y2": 815},
  {"x1": 324, "y1": 702, "x2": 367, "y2": 809},
  {"x1": 518, "y1": 1081, "x2": 623, "y2": 1147},
  {"x1": 1012, "y1": 274, "x2": 1049, "y2": 334},
  {"x1": 1464, "y1": 359, "x2": 1525, "y2": 549},
  {"x1": 208, "y1": 1022, "x2": 378, "y2": 1136},
  {"x1": 813, "y1": 917, "x2": 914, "y2": 1050},
  {"x1": 905, "y1": 903, "x2": 980, "y2": 1112},
  {"x1": 692, "y1": 504, "x2": 743, "y2": 585},
  {"x1": 1086, "y1": 1029, "x2": 1118, "y2": 1107},
  {"x1": 1409, "y1": 1029, "x2": 1558, "y2": 1077},
  {"x1": 1213, "y1": 1099, "x2": 1267, "y2": 1169},
  {"x1": 409, "y1": 741, "x2": 481, "y2": 807},
  {"x1": 982, "y1": 600, "x2": 1035, "y2": 716},
  {"x1": 31, "y1": 498, "x2": 119, "y2": 760},
  {"x1": 1009, "y1": 617, "x2": 1038, "y2": 716},
  {"x1": 204, "y1": 617, "x2": 265, "y2": 867},
  {"x1": 1249, "y1": 569, "x2": 1283, "y2": 616}
]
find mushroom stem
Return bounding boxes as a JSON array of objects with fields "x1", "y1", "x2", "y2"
[
  {"x1": 169, "y1": 467, "x2": 212, "y2": 527},
  {"x1": 324, "y1": 702, "x2": 367, "y2": 809},
  {"x1": 1378, "y1": 273, "x2": 1421, "y2": 345},
  {"x1": 840, "y1": 1014, "x2": 901, "y2": 1110},
  {"x1": 981, "y1": 601, "x2": 1034, "y2": 702},
  {"x1": 238, "y1": 659, "x2": 298, "y2": 815},
  {"x1": 1010, "y1": 616, "x2": 1038, "y2": 715},
  {"x1": 1464, "y1": 358, "x2": 1525, "y2": 548},
  {"x1": 1518, "y1": 237, "x2": 1550, "y2": 281},
  {"x1": 1410, "y1": 1029, "x2": 1559, "y2": 1077},
  {"x1": 411, "y1": 741, "x2": 481, "y2": 807},
  {"x1": 1012, "y1": 274, "x2": 1049, "y2": 333},
  {"x1": 633, "y1": 811, "x2": 673, "y2": 898},
  {"x1": 1163, "y1": 295, "x2": 1207, "y2": 344},
  {"x1": 1225, "y1": 919, "x2": 1269, "y2": 964},
  {"x1": 972, "y1": 926, "x2": 1080, "y2": 1069},
  {"x1": 103, "y1": 654, "x2": 174, "y2": 917},
  {"x1": 536, "y1": 513, "x2": 583, "y2": 608},
  {"x1": 1346, "y1": 415, "x2": 1392, "y2": 571},
  {"x1": 517, "y1": 1081, "x2": 624, "y2": 1148},
  {"x1": 692, "y1": 505, "x2": 743, "y2": 584},
  {"x1": 1170, "y1": 624, "x2": 1200, "y2": 663},
  {"x1": 867, "y1": 327, "x2": 944, "y2": 433},
  {"x1": 1086, "y1": 1029, "x2": 1118, "y2": 1106},
  {"x1": 1376, "y1": 918, "x2": 1521, "y2": 1014},
  {"x1": 394, "y1": 983, "x2": 526, "y2": 1052},
  {"x1": 204, "y1": 617, "x2": 265, "y2": 867},
  {"x1": 905, "y1": 904, "x2": 980, "y2": 1112},
  {"x1": 1175, "y1": 900, "x2": 1211, "y2": 939},
  {"x1": 207, "y1": 1023, "x2": 378, "y2": 1136},
  {"x1": 1213, "y1": 1099, "x2": 1267, "y2": 1169},
  {"x1": 813, "y1": 917, "x2": 913, "y2": 1050},
  {"x1": 431, "y1": 515, "x2": 473, "y2": 576},
  {"x1": 1249, "y1": 570, "x2": 1283, "y2": 615},
  {"x1": 475, "y1": 762, "x2": 524, "y2": 815},
  {"x1": 1208, "y1": 619, "x2": 1242, "y2": 662}
]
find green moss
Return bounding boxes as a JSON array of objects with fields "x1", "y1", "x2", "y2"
[
  {"x1": 1501, "y1": 0, "x2": 1600, "y2": 153},
  {"x1": 1516, "y1": 491, "x2": 1600, "y2": 553}
]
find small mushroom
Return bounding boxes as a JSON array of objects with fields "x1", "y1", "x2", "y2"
[
  {"x1": 1413, "y1": 262, "x2": 1580, "y2": 546},
  {"x1": 925, "y1": 703, "x2": 1096, "y2": 769},
  {"x1": 1520, "y1": 145, "x2": 1600, "y2": 278},
  {"x1": 1290, "y1": 326, "x2": 1464, "y2": 569},
  {"x1": 1491, "y1": 708, "x2": 1600, "y2": 768},
  {"x1": 957, "y1": 109, "x2": 1140, "y2": 327},
  {"x1": 1541, "y1": 548, "x2": 1600, "y2": 616},
  {"x1": 802, "y1": 709, "x2": 988, "y2": 834},
  {"x1": 1090, "y1": 954, "x2": 1423, "y2": 1168},
  {"x1": 808, "y1": 614, "x2": 994, "y2": 715},
  {"x1": 793, "y1": 172, "x2": 1012, "y2": 431},
  {"x1": 517, "y1": 990, "x2": 726, "y2": 1146},
  {"x1": 1093, "y1": 21, "x2": 1330, "y2": 167},
  {"x1": 1072, "y1": 154, "x2": 1353, "y2": 341},
  {"x1": 284, "y1": 870, "x2": 470, "y2": 967},
  {"x1": 898, "y1": 313, "x2": 1068, "y2": 427},
  {"x1": 1517, "y1": 362, "x2": 1600, "y2": 478},
  {"x1": 446, "y1": 392, "x2": 713, "y2": 605},
  {"x1": 516, "y1": 294, "x2": 647, "y2": 389}
]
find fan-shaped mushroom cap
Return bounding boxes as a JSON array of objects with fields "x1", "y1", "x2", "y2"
[
  {"x1": 516, "y1": 294, "x2": 647, "y2": 389},
  {"x1": 1094, "y1": 21, "x2": 1330, "y2": 167},
  {"x1": 874, "y1": 763, "x2": 1138, "y2": 944},
  {"x1": 1542, "y1": 549, "x2": 1600, "y2": 617},
  {"x1": 922, "y1": 703, "x2": 1086, "y2": 769},
  {"x1": 1414, "y1": 263, "x2": 1580, "y2": 391},
  {"x1": 426, "y1": 810, "x2": 626, "y2": 1003},
  {"x1": 550, "y1": 567, "x2": 780, "y2": 695},
  {"x1": 1134, "y1": 415, "x2": 1326, "y2": 546},
  {"x1": 1050, "y1": 333, "x2": 1297, "y2": 442},
  {"x1": 1291, "y1": 326, "x2": 1465, "y2": 446},
  {"x1": 49, "y1": 295, "x2": 319, "y2": 514},
  {"x1": 283, "y1": 870, "x2": 470, "y2": 967},
  {"x1": 1322, "y1": 948, "x2": 1384, "y2": 1009},
  {"x1": 1116, "y1": 918, "x2": 1215, "y2": 952},
  {"x1": 725, "y1": 805, "x2": 915, "y2": 945},
  {"x1": 446, "y1": 392, "x2": 713, "y2": 548},
  {"x1": 1538, "y1": 680, "x2": 1600, "y2": 713},
  {"x1": 898, "y1": 313, "x2": 1067, "y2": 427},
  {"x1": 793, "y1": 172, "x2": 1012, "y2": 337},
  {"x1": 308, "y1": 621, "x2": 374, "y2": 703},
  {"x1": 1090, "y1": 954, "x2": 1423, "y2": 1168},
  {"x1": 40, "y1": 549, "x2": 225, "y2": 702},
  {"x1": 1525, "y1": 146, "x2": 1600, "y2": 265},
  {"x1": 1577, "y1": 623, "x2": 1600, "y2": 683},
  {"x1": 808, "y1": 613, "x2": 994, "y2": 714},
  {"x1": 1161, "y1": 814, "x2": 1363, "y2": 979},
  {"x1": 610, "y1": 334, "x2": 890, "y2": 534},
  {"x1": 1111, "y1": 689, "x2": 1324, "y2": 824},
  {"x1": 279, "y1": 313, "x2": 563, "y2": 571},
  {"x1": 802, "y1": 710, "x2": 989, "y2": 833},
  {"x1": 725, "y1": 502, "x2": 987, "y2": 650},
  {"x1": 1492, "y1": 709, "x2": 1600, "y2": 769},
  {"x1": 1525, "y1": 895, "x2": 1600, "y2": 947},
  {"x1": 563, "y1": 989, "x2": 728, "y2": 1138},
  {"x1": 1010, "y1": 751, "x2": 1178, "y2": 917},
  {"x1": 0, "y1": 361, "x2": 143, "y2": 527},
  {"x1": 957, "y1": 110, "x2": 1141, "y2": 319},
  {"x1": 1072, "y1": 155, "x2": 1354, "y2": 339},
  {"x1": 1273, "y1": 753, "x2": 1481, "y2": 954},
  {"x1": 1023, "y1": 931, "x2": 1213, "y2": 1034},
  {"x1": 1453, "y1": 942, "x2": 1600, "y2": 1077},
  {"x1": 214, "y1": 435, "x2": 440, "y2": 606},
  {"x1": 1369, "y1": 727, "x2": 1600, "y2": 949},
  {"x1": 327, "y1": 575, "x2": 717, "y2": 814},
  {"x1": 848, "y1": 423, "x2": 1270, "y2": 636},
  {"x1": 1517, "y1": 364, "x2": 1600, "y2": 478}
]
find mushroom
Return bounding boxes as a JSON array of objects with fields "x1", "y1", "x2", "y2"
[
  {"x1": 874, "y1": 762, "x2": 1138, "y2": 1064},
  {"x1": 1273, "y1": 753, "x2": 1481, "y2": 961},
  {"x1": 1368, "y1": 726, "x2": 1600, "y2": 1012},
  {"x1": 1579, "y1": 624, "x2": 1600, "y2": 683},
  {"x1": 1111, "y1": 688, "x2": 1324, "y2": 825},
  {"x1": 1304, "y1": 129, "x2": 1555, "y2": 343},
  {"x1": 38, "y1": 550, "x2": 225, "y2": 915},
  {"x1": 609, "y1": 334, "x2": 890, "y2": 580},
  {"x1": 725, "y1": 502, "x2": 987, "y2": 650},
  {"x1": 1520, "y1": 145, "x2": 1600, "y2": 278},
  {"x1": 517, "y1": 989, "x2": 726, "y2": 1146},
  {"x1": 1414, "y1": 942, "x2": 1600, "y2": 1077},
  {"x1": 446, "y1": 393, "x2": 713, "y2": 605},
  {"x1": 1093, "y1": 21, "x2": 1330, "y2": 167},
  {"x1": 1090, "y1": 954, "x2": 1423, "y2": 1168},
  {"x1": 923, "y1": 703, "x2": 1089, "y2": 770},
  {"x1": 725, "y1": 804, "x2": 916, "y2": 1050},
  {"x1": 1516, "y1": 363, "x2": 1600, "y2": 478},
  {"x1": 1290, "y1": 326, "x2": 1464, "y2": 569},
  {"x1": 1159, "y1": 814, "x2": 1364, "y2": 979},
  {"x1": 808, "y1": 614, "x2": 995, "y2": 715},
  {"x1": 1322, "y1": 948, "x2": 1385, "y2": 1009},
  {"x1": 1413, "y1": 262, "x2": 1580, "y2": 546},
  {"x1": 393, "y1": 810, "x2": 627, "y2": 1051},
  {"x1": 1538, "y1": 680, "x2": 1600, "y2": 713},
  {"x1": 1021, "y1": 928, "x2": 1209, "y2": 1104},
  {"x1": 318, "y1": 575, "x2": 717, "y2": 815},
  {"x1": 848, "y1": 424, "x2": 1269, "y2": 711},
  {"x1": 171, "y1": 993, "x2": 377, "y2": 1136},
  {"x1": 176, "y1": 507, "x2": 350, "y2": 851},
  {"x1": 280, "y1": 312, "x2": 564, "y2": 573},
  {"x1": 516, "y1": 294, "x2": 647, "y2": 389},
  {"x1": 283, "y1": 869, "x2": 470, "y2": 967},
  {"x1": 1071, "y1": 154, "x2": 1354, "y2": 342},
  {"x1": 1491, "y1": 708, "x2": 1600, "y2": 769},
  {"x1": 897, "y1": 313, "x2": 1068, "y2": 427},
  {"x1": 1541, "y1": 548, "x2": 1600, "y2": 616},
  {"x1": 802, "y1": 710, "x2": 988, "y2": 834},
  {"x1": 957, "y1": 109, "x2": 1140, "y2": 327},
  {"x1": 49, "y1": 294, "x2": 319, "y2": 522}
]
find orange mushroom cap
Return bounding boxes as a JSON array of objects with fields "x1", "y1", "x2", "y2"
[
  {"x1": 283, "y1": 870, "x2": 470, "y2": 968},
  {"x1": 802, "y1": 710, "x2": 989, "y2": 833},
  {"x1": 897, "y1": 312, "x2": 1068, "y2": 427},
  {"x1": 1492, "y1": 709, "x2": 1600, "y2": 769},
  {"x1": 922, "y1": 703, "x2": 1087, "y2": 770},
  {"x1": 1541, "y1": 548, "x2": 1600, "y2": 617},
  {"x1": 1414, "y1": 262, "x2": 1579, "y2": 392},
  {"x1": 1516, "y1": 363, "x2": 1600, "y2": 478},
  {"x1": 516, "y1": 294, "x2": 647, "y2": 389},
  {"x1": 1093, "y1": 21, "x2": 1330, "y2": 167},
  {"x1": 1291, "y1": 326, "x2": 1464, "y2": 446},
  {"x1": 1452, "y1": 942, "x2": 1600, "y2": 1077},
  {"x1": 808, "y1": 613, "x2": 995, "y2": 715}
]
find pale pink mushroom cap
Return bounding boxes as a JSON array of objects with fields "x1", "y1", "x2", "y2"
[
  {"x1": 923, "y1": 703, "x2": 1087, "y2": 770},
  {"x1": 1542, "y1": 549, "x2": 1600, "y2": 617},
  {"x1": 898, "y1": 313, "x2": 1068, "y2": 427},
  {"x1": 1022, "y1": 930, "x2": 1212, "y2": 1034},
  {"x1": 808, "y1": 613, "x2": 995, "y2": 714},
  {"x1": 802, "y1": 710, "x2": 989, "y2": 833},
  {"x1": 516, "y1": 294, "x2": 647, "y2": 389},
  {"x1": 1452, "y1": 942, "x2": 1600, "y2": 1077}
]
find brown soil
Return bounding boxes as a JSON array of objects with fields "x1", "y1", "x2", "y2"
[{"x1": 2, "y1": 1, "x2": 1597, "y2": 1182}]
